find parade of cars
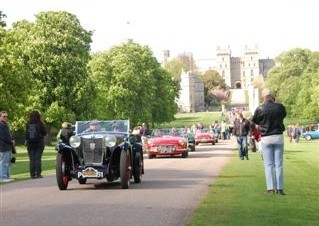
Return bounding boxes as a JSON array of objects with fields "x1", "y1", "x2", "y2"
[{"x1": 55, "y1": 120, "x2": 144, "y2": 190}]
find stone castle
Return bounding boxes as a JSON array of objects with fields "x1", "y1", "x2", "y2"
[
  {"x1": 163, "y1": 45, "x2": 275, "y2": 113},
  {"x1": 213, "y1": 45, "x2": 274, "y2": 89}
]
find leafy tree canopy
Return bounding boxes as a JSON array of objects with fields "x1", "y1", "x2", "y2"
[
  {"x1": 89, "y1": 42, "x2": 179, "y2": 127},
  {"x1": 266, "y1": 48, "x2": 319, "y2": 121}
]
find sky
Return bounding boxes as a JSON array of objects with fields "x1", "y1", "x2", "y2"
[{"x1": 1, "y1": 0, "x2": 318, "y2": 67}]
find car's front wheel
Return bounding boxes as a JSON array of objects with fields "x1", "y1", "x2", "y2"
[
  {"x1": 120, "y1": 150, "x2": 131, "y2": 189},
  {"x1": 305, "y1": 134, "x2": 312, "y2": 141},
  {"x1": 56, "y1": 153, "x2": 70, "y2": 190}
]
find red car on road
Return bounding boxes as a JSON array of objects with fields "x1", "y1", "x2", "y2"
[
  {"x1": 145, "y1": 129, "x2": 189, "y2": 158},
  {"x1": 195, "y1": 128, "x2": 216, "y2": 145}
]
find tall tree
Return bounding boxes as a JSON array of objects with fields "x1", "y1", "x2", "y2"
[
  {"x1": 89, "y1": 42, "x2": 178, "y2": 127},
  {"x1": 266, "y1": 48, "x2": 318, "y2": 119},
  {"x1": 0, "y1": 24, "x2": 33, "y2": 130},
  {"x1": 163, "y1": 58, "x2": 184, "y2": 80},
  {"x1": 0, "y1": 11, "x2": 6, "y2": 27},
  {"x1": 200, "y1": 69, "x2": 227, "y2": 106},
  {"x1": 14, "y1": 11, "x2": 96, "y2": 128}
]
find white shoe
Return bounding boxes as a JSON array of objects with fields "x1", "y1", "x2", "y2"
[{"x1": 0, "y1": 178, "x2": 14, "y2": 183}]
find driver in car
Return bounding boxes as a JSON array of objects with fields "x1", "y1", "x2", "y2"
[{"x1": 85, "y1": 121, "x2": 100, "y2": 132}]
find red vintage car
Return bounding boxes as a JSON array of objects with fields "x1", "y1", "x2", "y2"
[
  {"x1": 195, "y1": 128, "x2": 216, "y2": 145},
  {"x1": 145, "y1": 128, "x2": 189, "y2": 158}
]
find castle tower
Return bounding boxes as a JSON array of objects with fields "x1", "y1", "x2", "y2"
[
  {"x1": 241, "y1": 45, "x2": 260, "y2": 89},
  {"x1": 215, "y1": 46, "x2": 232, "y2": 88}
]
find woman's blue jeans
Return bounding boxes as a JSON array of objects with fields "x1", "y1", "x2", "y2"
[{"x1": 261, "y1": 142, "x2": 284, "y2": 190}]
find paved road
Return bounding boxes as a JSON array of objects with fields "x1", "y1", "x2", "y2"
[{"x1": 0, "y1": 138, "x2": 236, "y2": 226}]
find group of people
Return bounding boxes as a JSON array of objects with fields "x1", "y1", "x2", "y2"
[
  {"x1": 0, "y1": 88, "x2": 288, "y2": 196},
  {"x1": 233, "y1": 88, "x2": 287, "y2": 195},
  {"x1": 0, "y1": 110, "x2": 47, "y2": 182}
]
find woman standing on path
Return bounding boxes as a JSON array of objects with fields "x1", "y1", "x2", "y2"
[{"x1": 25, "y1": 110, "x2": 47, "y2": 179}]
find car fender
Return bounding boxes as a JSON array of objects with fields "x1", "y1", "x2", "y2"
[{"x1": 55, "y1": 142, "x2": 79, "y2": 169}]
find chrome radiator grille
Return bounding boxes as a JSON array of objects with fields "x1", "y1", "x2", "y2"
[{"x1": 82, "y1": 138, "x2": 103, "y2": 165}]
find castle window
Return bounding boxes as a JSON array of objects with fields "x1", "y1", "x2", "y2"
[
  {"x1": 220, "y1": 64, "x2": 222, "y2": 68},
  {"x1": 251, "y1": 69, "x2": 254, "y2": 76},
  {"x1": 222, "y1": 71, "x2": 225, "y2": 78},
  {"x1": 225, "y1": 64, "x2": 227, "y2": 67},
  {"x1": 222, "y1": 57, "x2": 224, "y2": 61}
]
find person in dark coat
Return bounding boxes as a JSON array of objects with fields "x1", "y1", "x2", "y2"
[
  {"x1": 57, "y1": 122, "x2": 73, "y2": 145},
  {"x1": 253, "y1": 88, "x2": 287, "y2": 195},
  {"x1": 0, "y1": 111, "x2": 15, "y2": 182},
  {"x1": 233, "y1": 111, "x2": 250, "y2": 160},
  {"x1": 25, "y1": 110, "x2": 47, "y2": 179}
]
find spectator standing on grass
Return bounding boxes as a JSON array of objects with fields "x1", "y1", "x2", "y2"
[
  {"x1": 292, "y1": 123, "x2": 301, "y2": 144},
  {"x1": 233, "y1": 111, "x2": 250, "y2": 160},
  {"x1": 0, "y1": 111, "x2": 15, "y2": 183},
  {"x1": 25, "y1": 110, "x2": 47, "y2": 179},
  {"x1": 253, "y1": 88, "x2": 287, "y2": 195}
]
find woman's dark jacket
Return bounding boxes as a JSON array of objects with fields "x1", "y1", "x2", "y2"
[
  {"x1": 252, "y1": 100, "x2": 286, "y2": 137},
  {"x1": 25, "y1": 122, "x2": 47, "y2": 147}
]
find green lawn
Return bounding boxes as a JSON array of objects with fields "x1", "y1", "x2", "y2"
[
  {"x1": 188, "y1": 137, "x2": 319, "y2": 226},
  {"x1": 7, "y1": 145, "x2": 56, "y2": 180},
  {"x1": 160, "y1": 111, "x2": 227, "y2": 128}
]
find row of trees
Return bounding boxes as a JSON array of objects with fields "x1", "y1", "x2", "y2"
[
  {"x1": 0, "y1": 11, "x2": 179, "y2": 134},
  {"x1": 265, "y1": 48, "x2": 319, "y2": 121},
  {"x1": 1, "y1": 9, "x2": 317, "y2": 137}
]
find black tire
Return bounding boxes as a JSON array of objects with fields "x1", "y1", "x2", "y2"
[
  {"x1": 182, "y1": 151, "x2": 188, "y2": 158},
  {"x1": 56, "y1": 153, "x2": 69, "y2": 190},
  {"x1": 305, "y1": 135, "x2": 312, "y2": 141},
  {"x1": 133, "y1": 156, "x2": 142, "y2": 183},
  {"x1": 212, "y1": 141, "x2": 215, "y2": 145},
  {"x1": 148, "y1": 154, "x2": 156, "y2": 159},
  {"x1": 191, "y1": 145, "x2": 195, "y2": 152},
  {"x1": 78, "y1": 178, "x2": 87, "y2": 184},
  {"x1": 120, "y1": 150, "x2": 131, "y2": 189}
]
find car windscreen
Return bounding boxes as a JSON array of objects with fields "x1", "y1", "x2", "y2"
[{"x1": 75, "y1": 120, "x2": 130, "y2": 134}]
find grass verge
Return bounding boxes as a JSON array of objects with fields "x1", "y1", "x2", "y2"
[
  {"x1": 5, "y1": 145, "x2": 56, "y2": 181},
  {"x1": 188, "y1": 138, "x2": 319, "y2": 226}
]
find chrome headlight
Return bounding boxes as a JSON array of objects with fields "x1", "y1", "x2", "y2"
[
  {"x1": 104, "y1": 135, "x2": 117, "y2": 147},
  {"x1": 70, "y1": 136, "x2": 81, "y2": 148}
]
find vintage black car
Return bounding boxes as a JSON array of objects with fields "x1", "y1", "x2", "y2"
[{"x1": 55, "y1": 120, "x2": 144, "y2": 190}]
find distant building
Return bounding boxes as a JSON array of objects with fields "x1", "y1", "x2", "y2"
[
  {"x1": 177, "y1": 71, "x2": 205, "y2": 113},
  {"x1": 214, "y1": 45, "x2": 275, "y2": 89}
]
